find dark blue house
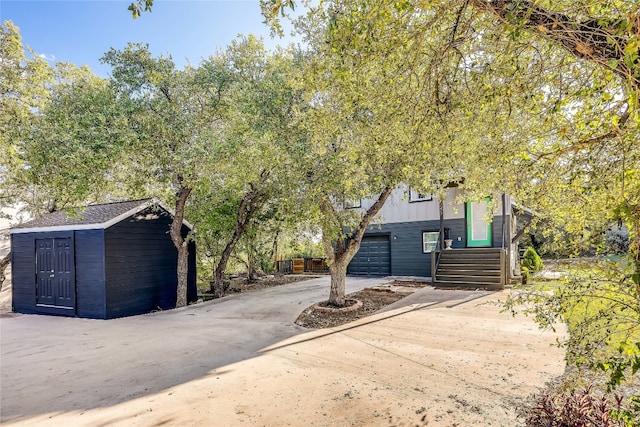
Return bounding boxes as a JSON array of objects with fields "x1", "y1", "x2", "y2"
[
  {"x1": 10, "y1": 199, "x2": 196, "y2": 319},
  {"x1": 347, "y1": 185, "x2": 525, "y2": 289}
]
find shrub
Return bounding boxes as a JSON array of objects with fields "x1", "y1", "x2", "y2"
[
  {"x1": 524, "y1": 387, "x2": 624, "y2": 427},
  {"x1": 522, "y1": 246, "x2": 544, "y2": 273},
  {"x1": 521, "y1": 246, "x2": 543, "y2": 284},
  {"x1": 605, "y1": 227, "x2": 630, "y2": 255}
]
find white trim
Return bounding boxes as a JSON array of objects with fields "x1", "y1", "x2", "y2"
[
  {"x1": 422, "y1": 231, "x2": 439, "y2": 253},
  {"x1": 9, "y1": 198, "x2": 193, "y2": 234},
  {"x1": 10, "y1": 224, "x2": 103, "y2": 234},
  {"x1": 409, "y1": 187, "x2": 433, "y2": 202},
  {"x1": 36, "y1": 304, "x2": 74, "y2": 310},
  {"x1": 150, "y1": 198, "x2": 194, "y2": 230}
]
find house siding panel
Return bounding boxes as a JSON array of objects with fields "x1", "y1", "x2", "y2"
[
  {"x1": 491, "y1": 215, "x2": 510, "y2": 248},
  {"x1": 11, "y1": 231, "x2": 75, "y2": 315},
  {"x1": 104, "y1": 213, "x2": 196, "y2": 319},
  {"x1": 361, "y1": 186, "x2": 510, "y2": 226},
  {"x1": 75, "y1": 229, "x2": 106, "y2": 319},
  {"x1": 353, "y1": 215, "x2": 508, "y2": 277},
  {"x1": 188, "y1": 240, "x2": 197, "y2": 303},
  {"x1": 10, "y1": 233, "x2": 36, "y2": 313},
  {"x1": 10, "y1": 200, "x2": 196, "y2": 319}
]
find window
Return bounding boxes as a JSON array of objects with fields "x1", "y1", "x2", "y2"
[
  {"x1": 409, "y1": 188, "x2": 432, "y2": 202},
  {"x1": 344, "y1": 198, "x2": 361, "y2": 209},
  {"x1": 422, "y1": 231, "x2": 439, "y2": 253}
]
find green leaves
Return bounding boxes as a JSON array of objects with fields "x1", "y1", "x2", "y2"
[{"x1": 127, "y1": 0, "x2": 153, "y2": 19}]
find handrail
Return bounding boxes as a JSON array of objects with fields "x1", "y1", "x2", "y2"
[
  {"x1": 431, "y1": 249, "x2": 442, "y2": 285},
  {"x1": 499, "y1": 248, "x2": 506, "y2": 289}
]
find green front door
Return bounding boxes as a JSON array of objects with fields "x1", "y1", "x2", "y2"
[{"x1": 466, "y1": 198, "x2": 493, "y2": 247}]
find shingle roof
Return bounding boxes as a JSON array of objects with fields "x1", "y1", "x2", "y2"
[{"x1": 11, "y1": 199, "x2": 159, "y2": 233}]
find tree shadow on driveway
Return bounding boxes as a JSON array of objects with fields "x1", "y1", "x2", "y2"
[{"x1": 0, "y1": 276, "x2": 401, "y2": 423}]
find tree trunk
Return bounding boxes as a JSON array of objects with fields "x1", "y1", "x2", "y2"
[
  {"x1": 170, "y1": 187, "x2": 192, "y2": 308},
  {"x1": 247, "y1": 234, "x2": 257, "y2": 281},
  {"x1": 0, "y1": 251, "x2": 10, "y2": 292},
  {"x1": 320, "y1": 185, "x2": 394, "y2": 307},
  {"x1": 272, "y1": 231, "x2": 279, "y2": 273},
  {"x1": 176, "y1": 242, "x2": 189, "y2": 307},
  {"x1": 328, "y1": 258, "x2": 348, "y2": 306},
  {"x1": 211, "y1": 266, "x2": 224, "y2": 298},
  {"x1": 210, "y1": 188, "x2": 261, "y2": 297},
  {"x1": 212, "y1": 225, "x2": 249, "y2": 297}
]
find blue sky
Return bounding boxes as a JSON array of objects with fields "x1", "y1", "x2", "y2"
[{"x1": 1, "y1": 0, "x2": 297, "y2": 77}]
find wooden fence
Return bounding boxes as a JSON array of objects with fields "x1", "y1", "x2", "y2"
[{"x1": 276, "y1": 257, "x2": 329, "y2": 274}]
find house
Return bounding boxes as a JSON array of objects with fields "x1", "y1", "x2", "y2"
[
  {"x1": 347, "y1": 185, "x2": 528, "y2": 289},
  {"x1": 9, "y1": 199, "x2": 196, "y2": 319}
]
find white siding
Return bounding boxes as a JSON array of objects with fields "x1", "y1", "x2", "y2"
[{"x1": 360, "y1": 185, "x2": 507, "y2": 225}]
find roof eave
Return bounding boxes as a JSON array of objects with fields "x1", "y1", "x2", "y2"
[{"x1": 9, "y1": 198, "x2": 193, "y2": 235}]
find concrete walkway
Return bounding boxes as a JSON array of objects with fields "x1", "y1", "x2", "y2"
[{"x1": 0, "y1": 277, "x2": 565, "y2": 426}]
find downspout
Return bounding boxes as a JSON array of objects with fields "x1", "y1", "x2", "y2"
[
  {"x1": 433, "y1": 198, "x2": 445, "y2": 285},
  {"x1": 501, "y1": 193, "x2": 506, "y2": 250},
  {"x1": 501, "y1": 193, "x2": 510, "y2": 285},
  {"x1": 439, "y1": 199, "x2": 444, "y2": 250}
]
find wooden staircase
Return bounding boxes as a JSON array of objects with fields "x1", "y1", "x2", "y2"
[{"x1": 433, "y1": 248, "x2": 505, "y2": 290}]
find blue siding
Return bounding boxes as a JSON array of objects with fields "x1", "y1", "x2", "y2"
[
  {"x1": 10, "y1": 233, "x2": 37, "y2": 314},
  {"x1": 354, "y1": 215, "x2": 510, "y2": 277},
  {"x1": 492, "y1": 216, "x2": 508, "y2": 248},
  {"x1": 104, "y1": 210, "x2": 196, "y2": 319},
  {"x1": 75, "y1": 229, "x2": 107, "y2": 319},
  {"x1": 11, "y1": 230, "x2": 76, "y2": 316},
  {"x1": 10, "y1": 207, "x2": 196, "y2": 319}
]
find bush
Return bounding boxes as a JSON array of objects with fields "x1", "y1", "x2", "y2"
[
  {"x1": 524, "y1": 387, "x2": 624, "y2": 427},
  {"x1": 521, "y1": 246, "x2": 543, "y2": 284},
  {"x1": 522, "y1": 246, "x2": 544, "y2": 273},
  {"x1": 605, "y1": 227, "x2": 630, "y2": 255}
]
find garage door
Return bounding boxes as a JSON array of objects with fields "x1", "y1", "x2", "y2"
[{"x1": 348, "y1": 235, "x2": 390, "y2": 276}]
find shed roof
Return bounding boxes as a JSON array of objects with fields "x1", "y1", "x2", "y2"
[{"x1": 10, "y1": 198, "x2": 193, "y2": 234}]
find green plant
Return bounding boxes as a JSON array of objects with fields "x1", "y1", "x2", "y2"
[
  {"x1": 522, "y1": 246, "x2": 544, "y2": 273},
  {"x1": 524, "y1": 386, "x2": 624, "y2": 427},
  {"x1": 521, "y1": 246, "x2": 543, "y2": 284},
  {"x1": 506, "y1": 258, "x2": 640, "y2": 424}
]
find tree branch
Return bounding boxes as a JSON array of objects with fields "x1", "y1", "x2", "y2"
[
  {"x1": 535, "y1": 106, "x2": 630, "y2": 162},
  {"x1": 0, "y1": 251, "x2": 10, "y2": 292},
  {"x1": 472, "y1": 0, "x2": 640, "y2": 90},
  {"x1": 348, "y1": 185, "x2": 394, "y2": 255}
]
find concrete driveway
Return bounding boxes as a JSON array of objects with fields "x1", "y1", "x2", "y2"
[
  {"x1": 0, "y1": 276, "x2": 565, "y2": 426},
  {"x1": 0, "y1": 276, "x2": 386, "y2": 422}
]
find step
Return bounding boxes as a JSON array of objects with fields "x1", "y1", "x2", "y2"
[
  {"x1": 436, "y1": 269, "x2": 501, "y2": 276},
  {"x1": 433, "y1": 280, "x2": 503, "y2": 290},
  {"x1": 437, "y1": 274, "x2": 501, "y2": 283},
  {"x1": 440, "y1": 255, "x2": 500, "y2": 261},
  {"x1": 438, "y1": 263, "x2": 501, "y2": 270},
  {"x1": 440, "y1": 248, "x2": 503, "y2": 254},
  {"x1": 440, "y1": 252, "x2": 501, "y2": 259}
]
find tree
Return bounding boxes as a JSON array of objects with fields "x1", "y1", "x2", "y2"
[
  {"x1": 204, "y1": 37, "x2": 304, "y2": 297},
  {"x1": 1, "y1": 22, "x2": 132, "y2": 290},
  {"x1": 290, "y1": 1, "x2": 492, "y2": 306},
  {"x1": 124, "y1": 0, "x2": 640, "y2": 303},
  {"x1": 469, "y1": 0, "x2": 640, "y2": 93},
  {"x1": 101, "y1": 44, "x2": 232, "y2": 307},
  {"x1": 266, "y1": 4, "x2": 640, "y2": 401},
  {"x1": 1, "y1": 21, "x2": 53, "y2": 289},
  {"x1": 0, "y1": 20, "x2": 54, "y2": 215},
  {"x1": 20, "y1": 64, "x2": 132, "y2": 212}
]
